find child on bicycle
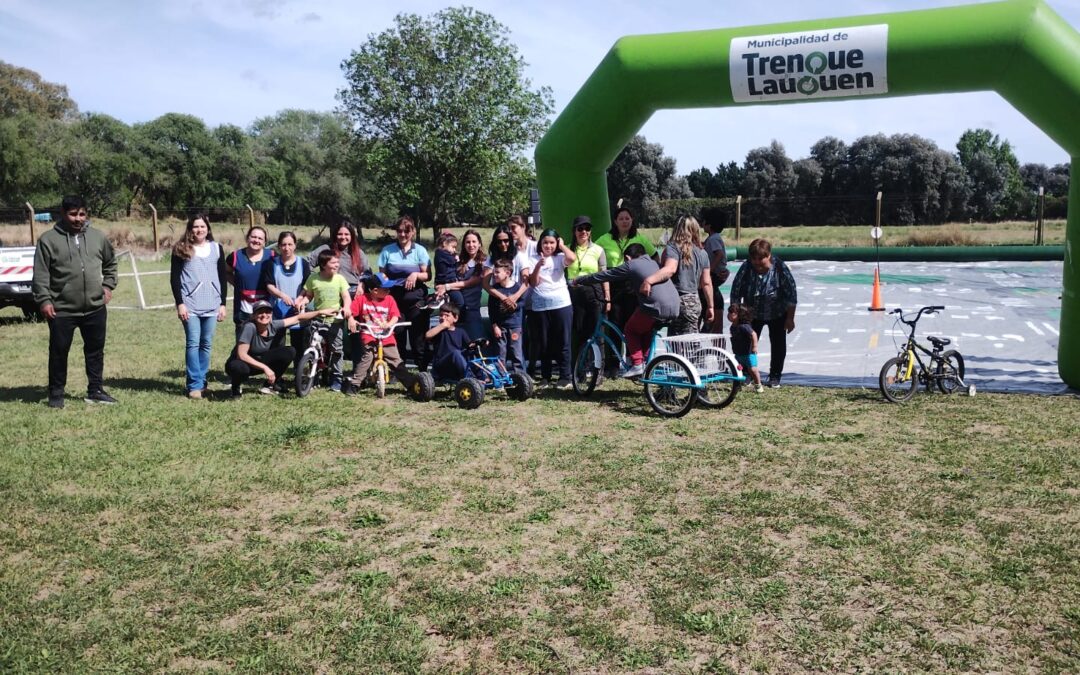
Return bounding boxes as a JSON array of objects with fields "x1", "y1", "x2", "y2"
[
  {"x1": 425, "y1": 302, "x2": 471, "y2": 381},
  {"x1": 431, "y1": 232, "x2": 465, "y2": 310},
  {"x1": 345, "y1": 273, "x2": 414, "y2": 395},
  {"x1": 729, "y1": 303, "x2": 763, "y2": 393},
  {"x1": 295, "y1": 250, "x2": 352, "y2": 392},
  {"x1": 488, "y1": 258, "x2": 525, "y2": 373},
  {"x1": 572, "y1": 243, "x2": 679, "y2": 378}
]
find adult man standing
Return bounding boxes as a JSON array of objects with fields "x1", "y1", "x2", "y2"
[
  {"x1": 729, "y1": 238, "x2": 797, "y2": 388},
  {"x1": 32, "y1": 196, "x2": 118, "y2": 408}
]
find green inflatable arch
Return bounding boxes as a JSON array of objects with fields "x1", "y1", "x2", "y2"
[{"x1": 534, "y1": 0, "x2": 1080, "y2": 389}]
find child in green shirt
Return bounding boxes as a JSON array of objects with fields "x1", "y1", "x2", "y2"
[{"x1": 296, "y1": 250, "x2": 353, "y2": 392}]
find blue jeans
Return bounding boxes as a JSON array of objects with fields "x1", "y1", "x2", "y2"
[{"x1": 184, "y1": 314, "x2": 218, "y2": 391}]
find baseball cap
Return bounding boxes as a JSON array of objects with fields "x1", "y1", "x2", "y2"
[
  {"x1": 252, "y1": 300, "x2": 273, "y2": 313},
  {"x1": 572, "y1": 215, "x2": 592, "y2": 230}
]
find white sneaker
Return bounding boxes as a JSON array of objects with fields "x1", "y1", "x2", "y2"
[
  {"x1": 619, "y1": 363, "x2": 645, "y2": 379},
  {"x1": 755, "y1": 384, "x2": 765, "y2": 393}
]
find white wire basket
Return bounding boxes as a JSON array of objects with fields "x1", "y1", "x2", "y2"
[{"x1": 654, "y1": 333, "x2": 729, "y2": 376}]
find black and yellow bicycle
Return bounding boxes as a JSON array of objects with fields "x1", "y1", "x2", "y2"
[{"x1": 878, "y1": 305, "x2": 975, "y2": 403}]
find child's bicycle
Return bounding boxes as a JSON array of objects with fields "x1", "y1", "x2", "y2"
[
  {"x1": 352, "y1": 321, "x2": 436, "y2": 401},
  {"x1": 295, "y1": 312, "x2": 346, "y2": 397},
  {"x1": 447, "y1": 338, "x2": 535, "y2": 409},
  {"x1": 572, "y1": 312, "x2": 744, "y2": 417},
  {"x1": 878, "y1": 305, "x2": 976, "y2": 403}
]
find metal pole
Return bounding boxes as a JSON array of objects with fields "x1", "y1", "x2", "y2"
[
  {"x1": 246, "y1": 204, "x2": 255, "y2": 230},
  {"x1": 735, "y1": 195, "x2": 742, "y2": 241},
  {"x1": 875, "y1": 191, "x2": 883, "y2": 275},
  {"x1": 149, "y1": 203, "x2": 159, "y2": 254},
  {"x1": 1036, "y1": 186, "x2": 1045, "y2": 246},
  {"x1": 26, "y1": 202, "x2": 35, "y2": 244}
]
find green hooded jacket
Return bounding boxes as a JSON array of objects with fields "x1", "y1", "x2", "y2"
[{"x1": 32, "y1": 221, "x2": 118, "y2": 316}]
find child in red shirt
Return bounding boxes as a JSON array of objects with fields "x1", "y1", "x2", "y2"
[{"x1": 346, "y1": 273, "x2": 413, "y2": 394}]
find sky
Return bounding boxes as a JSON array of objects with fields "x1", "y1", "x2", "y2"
[{"x1": 2, "y1": 0, "x2": 1078, "y2": 173}]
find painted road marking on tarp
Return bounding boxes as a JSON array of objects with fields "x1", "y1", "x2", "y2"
[
  {"x1": 811, "y1": 328, "x2": 830, "y2": 333},
  {"x1": 954, "y1": 314, "x2": 969, "y2": 319},
  {"x1": 1043, "y1": 323, "x2": 1060, "y2": 336},
  {"x1": 1026, "y1": 321, "x2": 1045, "y2": 336},
  {"x1": 847, "y1": 328, "x2": 866, "y2": 333},
  {"x1": 1001, "y1": 334, "x2": 1025, "y2": 341}
]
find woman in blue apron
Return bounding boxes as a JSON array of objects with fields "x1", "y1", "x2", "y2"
[
  {"x1": 263, "y1": 230, "x2": 312, "y2": 366},
  {"x1": 170, "y1": 213, "x2": 228, "y2": 399},
  {"x1": 226, "y1": 225, "x2": 274, "y2": 339}
]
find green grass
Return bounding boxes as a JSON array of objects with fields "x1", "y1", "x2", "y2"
[{"x1": 0, "y1": 306, "x2": 1078, "y2": 672}]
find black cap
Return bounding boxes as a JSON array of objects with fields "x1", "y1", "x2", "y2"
[
  {"x1": 572, "y1": 215, "x2": 592, "y2": 230},
  {"x1": 252, "y1": 300, "x2": 273, "y2": 313}
]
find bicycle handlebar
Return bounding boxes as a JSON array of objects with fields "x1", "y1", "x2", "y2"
[
  {"x1": 355, "y1": 321, "x2": 411, "y2": 340},
  {"x1": 891, "y1": 305, "x2": 946, "y2": 326}
]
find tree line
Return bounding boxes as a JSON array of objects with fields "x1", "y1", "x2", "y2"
[{"x1": 610, "y1": 131, "x2": 1070, "y2": 228}]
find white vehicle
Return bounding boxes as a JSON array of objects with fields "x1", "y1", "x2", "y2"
[{"x1": 0, "y1": 246, "x2": 37, "y2": 318}]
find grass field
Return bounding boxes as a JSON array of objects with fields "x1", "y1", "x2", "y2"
[{"x1": 0, "y1": 295, "x2": 1077, "y2": 671}]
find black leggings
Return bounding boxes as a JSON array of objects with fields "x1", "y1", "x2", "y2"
[
  {"x1": 534, "y1": 305, "x2": 573, "y2": 381},
  {"x1": 225, "y1": 346, "x2": 295, "y2": 390},
  {"x1": 751, "y1": 316, "x2": 788, "y2": 379},
  {"x1": 391, "y1": 286, "x2": 431, "y2": 369}
]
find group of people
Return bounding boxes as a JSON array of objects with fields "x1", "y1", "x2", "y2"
[{"x1": 31, "y1": 195, "x2": 800, "y2": 406}]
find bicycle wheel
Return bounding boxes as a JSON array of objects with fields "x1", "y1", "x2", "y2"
[
  {"x1": 374, "y1": 363, "x2": 387, "y2": 399},
  {"x1": 643, "y1": 355, "x2": 698, "y2": 418},
  {"x1": 936, "y1": 350, "x2": 966, "y2": 395},
  {"x1": 572, "y1": 341, "x2": 601, "y2": 396},
  {"x1": 696, "y1": 349, "x2": 741, "y2": 409},
  {"x1": 295, "y1": 350, "x2": 318, "y2": 398},
  {"x1": 879, "y1": 356, "x2": 917, "y2": 403}
]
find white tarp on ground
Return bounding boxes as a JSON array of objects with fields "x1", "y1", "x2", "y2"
[{"x1": 740, "y1": 259, "x2": 1072, "y2": 395}]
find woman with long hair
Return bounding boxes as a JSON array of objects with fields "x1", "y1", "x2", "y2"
[
  {"x1": 440, "y1": 228, "x2": 486, "y2": 339},
  {"x1": 378, "y1": 215, "x2": 432, "y2": 368},
  {"x1": 170, "y1": 213, "x2": 228, "y2": 399},
  {"x1": 307, "y1": 219, "x2": 365, "y2": 294},
  {"x1": 641, "y1": 214, "x2": 713, "y2": 335}
]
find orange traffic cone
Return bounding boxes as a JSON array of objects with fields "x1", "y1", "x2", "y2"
[{"x1": 868, "y1": 267, "x2": 885, "y2": 311}]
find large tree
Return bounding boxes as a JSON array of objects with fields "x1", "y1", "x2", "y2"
[
  {"x1": 249, "y1": 109, "x2": 385, "y2": 227},
  {"x1": 606, "y1": 135, "x2": 692, "y2": 226},
  {"x1": 0, "y1": 61, "x2": 78, "y2": 121},
  {"x1": 338, "y1": 7, "x2": 553, "y2": 230},
  {"x1": 956, "y1": 128, "x2": 1025, "y2": 220}
]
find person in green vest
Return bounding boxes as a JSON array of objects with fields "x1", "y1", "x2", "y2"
[
  {"x1": 565, "y1": 215, "x2": 609, "y2": 356},
  {"x1": 593, "y1": 207, "x2": 656, "y2": 332}
]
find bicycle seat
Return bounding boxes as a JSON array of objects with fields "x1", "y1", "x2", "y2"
[{"x1": 928, "y1": 336, "x2": 951, "y2": 349}]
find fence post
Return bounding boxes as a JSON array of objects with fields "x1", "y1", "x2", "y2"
[
  {"x1": 734, "y1": 195, "x2": 742, "y2": 241},
  {"x1": 875, "y1": 191, "x2": 883, "y2": 231},
  {"x1": 246, "y1": 204, "x2": 255, "y2": 230},
  {"x1": 1035, "y1": 186, "x2": 1045, "y2": 245},
  {"x1": 149, "y1": 203, "x2": 159, "y2": 254},
  {"x1": 26, "y1": 202, "x2": 35, "y2": 244}
]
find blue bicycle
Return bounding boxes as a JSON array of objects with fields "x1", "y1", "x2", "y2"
[{"x1": 572, "y1": 313, "x2": 744, "y2": 417}]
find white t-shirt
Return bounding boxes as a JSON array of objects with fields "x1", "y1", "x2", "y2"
[
  {"x1": 530, "y1": 253, "x2": 571, "y2": 312},
  {"x1": 514, "y1": 239, "x2": 539, "y2": 309}
]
